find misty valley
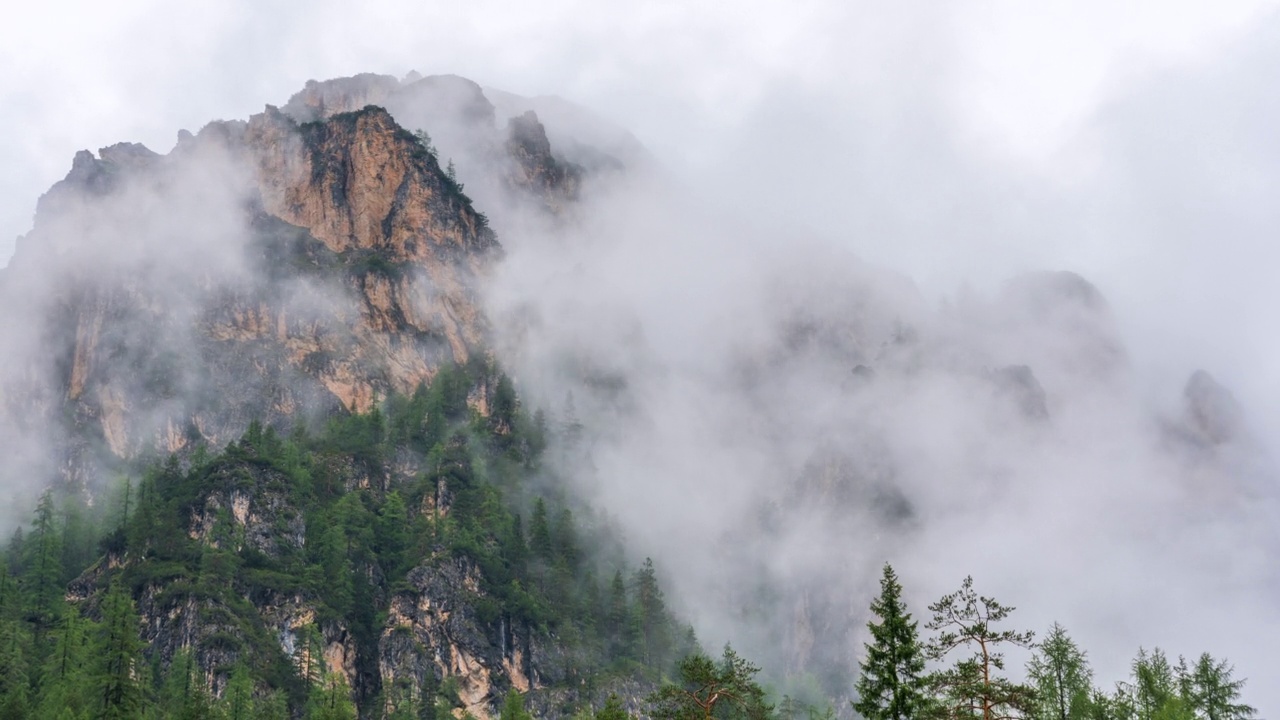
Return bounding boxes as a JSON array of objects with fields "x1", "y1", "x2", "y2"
[{"x1": 0, "y1": 72, "x2": 1270, "y2": 720}]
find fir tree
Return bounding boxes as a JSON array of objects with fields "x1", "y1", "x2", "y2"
[{"x1": 854, "y1": 564, "x2": 929, "y2": 720}]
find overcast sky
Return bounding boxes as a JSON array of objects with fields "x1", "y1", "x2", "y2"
[
  {"x1": 3, "y1": 0, "x2": 1279, "y2": 701},
  {"x1": 4, "y1": 1, "x2": 1278, "y2": 408}
]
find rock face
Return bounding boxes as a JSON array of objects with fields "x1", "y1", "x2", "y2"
[
  {"x1": 380, "y1": 558, "x2": 531, "y2": 718},
  {"x1": 2, "y1": 73, "x2": 639, "y2": 718},
  {"x1": 504, "y1": 111, "x2": 583, "y2": 214},
  {"x1": 1183, "y1": 369, "x2": 1244, "y2": 446},
  {"x1": 0, "y1": 101, "x2": 498, "y2": 488},
  {"x1": 280, "y1": 73, "x2": 595, "y2": 221}
]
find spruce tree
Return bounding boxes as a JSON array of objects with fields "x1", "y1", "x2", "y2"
[
  {"x1": 634, "y1": 558, "x2": 672, "y2": 668},
  {"x1": 854, "y1": 563, "x2": 929, "y2": 720}
]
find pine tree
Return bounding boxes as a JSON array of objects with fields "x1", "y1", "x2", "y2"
[
  {"x1": 924, "y1": 576, "x2": 1035, "y2": 720},
  {"x1": 1027, "y1": 624, "x2": 1094, "y2": 720},
  {"x1": 854, "y1": 564, "x2": 929, "y2": 720},
  {"x1": 646, "y1": 645, "x2": 772, "y2": 720}
]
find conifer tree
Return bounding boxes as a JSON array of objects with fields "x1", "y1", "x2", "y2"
[
  {"x1": 0, "y1": 615, "x2": 30, "y2": 720},
  {"x1": 646, "y1": 645, "x2": 772, "y2": 720},
  {"x1": 529, "y1": 499, "x2": 553, "y2": 561},
  {"x1": 1127, "y1": 648, "x2": 1182, "y2": 720},
  {"x1": 924, "y1": 576, "x2": 1035, "y2": 720},
  {"x1": 157, "y1": 649, "x2": 213, "y2": 720},
  {"x1": 500, "y1": 689, "x2": 533, "y2": 720},
  {"x1": 634, "y1": 558, "x2": 672, "y2": 668},
  {"x1": 219, "y1": 661, "x2": 256, "y2": 720},
  {"x1": 1180, "y1": 654, "x2": 1255, "y2": 720},
  {"x1": 36, "y1": 605, "x2": 93, "y2": 719},
  {"x1": 1027, "y1": 624, "x2": 1094, "y2": 720},
  {"x1": 597, "y1": 693, "x2": 631, "y2": 720},
  {"x1": 92, "y1": 581, "x2": 148, "y2": 719},
  {"x1": 854, "y1": 564, "x2": 929, "y2": 720},
  {"x1": 24, "y1": 490, "x2": 64, "y2": 633},
  {"x1": 607, "y1": 569, "x2": 638, "y2": 661},
  {"x1": 306, "y1": 671, "x2": 357, "y2": 720}
]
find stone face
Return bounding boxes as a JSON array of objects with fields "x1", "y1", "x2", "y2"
[
  {"x1": 504, "y1": 111, "x2": 582, "y2": 214},
  {"x1": 0, "y1": 100, "x2": 499, "y2": 480},
  {"x1": 1183, "y1": 369, "x2": 1244, "y2": 446}
]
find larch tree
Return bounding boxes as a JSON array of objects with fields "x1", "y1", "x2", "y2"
[
  {"x1": 1027, "y1": 624, "x2": 1094, "y2": 720},
  {"x1": 1180, "y1": 653, "x2": 1255, "y2": 720},
  {"x1": 854, "y1": 563, "x2": 930, "y2": 720},
  {"x1": 92, "y1": 581, "x2": 148, "y2": 720}
]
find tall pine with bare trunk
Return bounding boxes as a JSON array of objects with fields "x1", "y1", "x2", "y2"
[{"x1": 924, "y1": 576, "x2": 1035, "y2": 720}]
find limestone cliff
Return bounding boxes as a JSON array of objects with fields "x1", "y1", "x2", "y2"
[{"x1": 0, "y1": 100, "x2": 499, "y2": 487}]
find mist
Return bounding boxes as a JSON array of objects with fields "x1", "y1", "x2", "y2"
[{"x1": 3, "y1": 0, "x2": 1280, "y2": 715}]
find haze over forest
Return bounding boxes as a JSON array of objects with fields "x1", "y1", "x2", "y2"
[{"x1": 1, "y1": 1, "x2": 1277, "y2": 717}]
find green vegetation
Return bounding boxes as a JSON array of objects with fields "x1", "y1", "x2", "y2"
[
  {"x1": 0, "y1": 364, "x2": 1261, "y2": 719},
  {"x1": 0, "y1": 360, "x2": 691, "y2": 718},
  {"x1": 851, "y1": 566, "x2": 1258, "y2": 720},
  {"x1": 854, "y1": 564, "x2": 929, "y2": 720}
]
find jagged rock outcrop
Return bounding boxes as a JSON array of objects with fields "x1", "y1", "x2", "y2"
[
  {"x1": 505, "y1": 111, "x2": 583, "y2": 214},
  {"x1": 379, "y1": 558, "x2": 530, "y2": 719},
  {"x1": 1183, "y1": 369, "x2": 1244, "y2": 446},
  {"x1": 0, "y1": 100, "x2": 499, "y2": 485}
]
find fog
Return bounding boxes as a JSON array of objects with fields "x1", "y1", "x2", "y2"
[{"x1": 4, "y1": 0, "x2": 1280, "y2": 714}]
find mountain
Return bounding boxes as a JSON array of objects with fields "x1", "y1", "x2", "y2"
[{"x1": 0, "y1": 71, "x2": 1274, "y2": 719}]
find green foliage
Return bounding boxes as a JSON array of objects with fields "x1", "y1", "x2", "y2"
[
  {"x1": 597, "y1": 693, "x2": 632, "y2": 720},
  {"x1": 854, "y1": 564, "x2": 929, "y2": 720},
  {"x1": 500, "y1": 689, "x2": 534, "y2": 720},
  {"x1": 92, "y1": 581, "x2": 148, "y2": 719},
  {"x1": 1028, "y1": 624, "x2": 1094, "y2": 720},
  {"x1": 1180, "y1": 653, "x2": 1255, "y2": 720},
  {"x1": 0, "y1": 354, "x2": 1260, "y2": 720},
  {"x1": 646, "y1": 645, "x2": 773, "y2": 720},
  {"x1": 924, "y1": 576, "x2": 1036, "y2": 720}
]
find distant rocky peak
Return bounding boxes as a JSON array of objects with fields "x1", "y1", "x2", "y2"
[{"x1": 1183, "y1": 369, "x2": 1244, "y2": 445}]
